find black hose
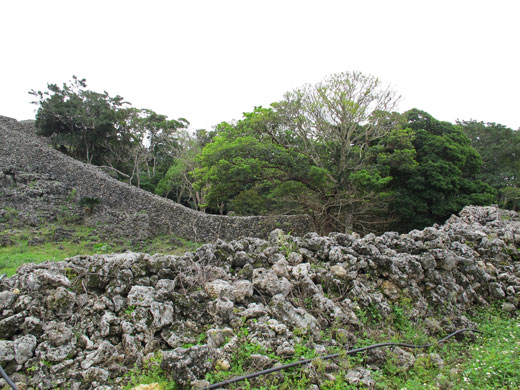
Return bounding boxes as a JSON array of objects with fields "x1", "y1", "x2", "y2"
[
  {"x1": 0, "y1": 274, "x2": 6, "y2": 282},
  {"x1": 206, "y1": 328, "x2": 481, "y2": 389},
  {"x1": 0, "y1": 364, "x2": 18, "y2": 390}
]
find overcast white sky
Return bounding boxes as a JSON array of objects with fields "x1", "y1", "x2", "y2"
[{"x1": 1, "y1": 0, "x2": 519, "y2": 131}]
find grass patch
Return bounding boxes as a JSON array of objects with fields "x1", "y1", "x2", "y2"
[
  {"x1": 137, "y1": 235, "x2": 201, "y2": 256},
  {"x1": 373, "y1": 307, "x2": 520, "y2": 389},
  {"x1": 121, "y1": 353, "x2": 176, "y2": 390},
  {"x1": 0, "y1": 223, "x2": 202, "y2": 276},
  {"x1": 202, "y1": 307, "x2": 519, "y2": 389},
  {"x1": 0, "y1": 238, "x2": 114, "y2": 276}
]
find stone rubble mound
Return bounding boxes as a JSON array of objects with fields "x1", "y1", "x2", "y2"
[{"x1": 0, "y1": 205, "x2": 519, "y2": 389}]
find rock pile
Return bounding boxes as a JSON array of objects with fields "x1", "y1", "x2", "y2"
[{"x1": 0, "y1": 206, "x2": 519, "y2": 389}]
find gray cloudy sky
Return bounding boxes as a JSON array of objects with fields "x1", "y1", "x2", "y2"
[{"x1": 1, "y1": 0, "x2": 519, "y2": 130}]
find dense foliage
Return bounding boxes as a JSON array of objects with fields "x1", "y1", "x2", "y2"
[
  {"x1": 387, "y1": 110, "x2": 496, "y2": 231},
  {"x1": 31, "y1": 72, "x2": 511, "y2": 233},
  {"x1": 460, "y1": 120, "x2": 520, "y2": 210},
  {"x1": 30, "y1": 76, "x2": 190, "y2": 191}
]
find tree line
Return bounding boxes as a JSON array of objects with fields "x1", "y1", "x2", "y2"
[{"x1": 29, "y1": 73, "x2": 519, "y2": 234}]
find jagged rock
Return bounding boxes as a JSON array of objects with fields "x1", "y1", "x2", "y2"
[
  {"x1": 13, "y1": 335, "x2": 37, "y2": 364},
  {"x1": 0, "y1": 291, "x2": 17, "y2": 311},
  {"x1": 502, "y1": 302, "x2": 517, "y2": 312},
  {"x1": 389, "y1": 347, "x2": 416, "y2": 371},
  {"x1": 127, "y1": 286, "x2": 155, "y2": 307},
  {"x1": 232, "y1": 251, "x2": 253, "y2": 268},
  {"x1": 190, "y1": 381, "x2": 210, "y2": 390},
  {"x1": 330, "y1": 264, "x2": 348, "y2": 279},
  {"x1": 81, "y1": 341, "x2": 116, "y2": 370},
  {"x1": 276, "y1": 341, "x2": 295, "y2": 357},
  {"x1": 207, "y1": 298, "x2": 235, "y2": 324},
  {"x1": 380, "y1": 280, "x2": 400, "y2": 301},
  {"x1": 215, "y1": 358, "x2": 231, "y2": 370},
  {"x1": 247, "y1": 354, "x2": 272, "y2": 369},
  {"x1": 0, "y1": 340, "x2": 14, "y2": 362},
  {"x1": 268, "y1": 294, "x2": 318, "y2": 333},
  {"x1": 161, "y1": 346, "x2": 221, "y2": 386},
  {"x1": 204, "y1": 279, "x2": 232, "y2": 300},
  {"x1": 345, "y1": 367, "x2": 375, "y2": 389},
  {"x1": 231, "y1": 280, "x2": 254, "y2": 303},
  {"x1": 150, "y1": 302, "x2": 174, "y2": 329},
  {"x1": 206, "y1": 328, "x2": 235, "y2": 348},
  {"x1": 131, "y1": 384, "x2": 161, "y2": 390},
  {"x1": 252, "y1": 268, "x2": 292, "y2": 296},
  {"x1": 239, "y1": 303, "x2": 267, "y2": 319},
  {"x1": 292, "y1": 263, "x2": 311, "y2": 279}
]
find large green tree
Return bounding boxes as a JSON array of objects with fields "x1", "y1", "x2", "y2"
[
  {"x1": 194, "y1": 72, "x2": 411, "y2": 233},
  {"x1": 30, "y1": 76, "x2": 127, "y2": 164}
]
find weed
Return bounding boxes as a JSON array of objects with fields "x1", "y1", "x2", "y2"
[
  {"x1": 0, "y1": 207, "x2": 19, "y2": 223},
  {"x1": 79, "y1": 196, "x2": 100, "y2": 215},
  {"x1": 121, "y1": 352, "x2": 176, "y2": 390},
  {"x1": 125, "y1": 305, "x2": 136, "y2": 315}
]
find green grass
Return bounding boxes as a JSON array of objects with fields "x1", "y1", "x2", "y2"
[
  {"x1": 0, "y1": 238, "x2": 112, "y2": 276},
  {"x1": 121, "y1": 353, "x2": 176, "y2": 390},
  {"x1": 0, "y1": 223, "x2": 201, "y2": 276}
]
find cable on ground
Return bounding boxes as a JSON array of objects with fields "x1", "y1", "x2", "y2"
[
  {"x1": 0, "y1": 364, "x2": 18, "y2": 390},
  {"x1": 206, "y1": 328, "x2": 481, "y2": 389}
]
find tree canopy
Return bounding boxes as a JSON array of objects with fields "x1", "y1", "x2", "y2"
[
  {"x1": 30, "y1": 76, "x2": 189, "y2": 189},
  {"x1": 194, "y1": 72, "x2": 412, "y2": 233},
  {"x1": 30, "y1": 72, "x2": 502, "y2": 234},
  {"x1": 388, "y1": 109, "x2": 496, "y2": 230},
  {"x1": 459, "y1": 120, "x2": 520, "y2": 210}
]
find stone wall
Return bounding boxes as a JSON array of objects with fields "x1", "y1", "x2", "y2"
[
  {"x1": 0, "y1": 116, "x2": 312, "y2": 242},
  {"x1": 0, "y1": 205, "x2": 518, "y2": 389}
]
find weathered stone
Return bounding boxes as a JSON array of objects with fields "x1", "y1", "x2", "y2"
[
  {"x1": 81, "y1": 341, "x2": 116, "y2": 370},
  {"x1": 46, "y1": 287, "x2": 76, "y2": 317},
  {"x1": 14, "y1": 335, "x2": 37, "y2": 364},
  {"x1": 232, "y1": 251, "x2": 253, "y2": 268},
  {"x1": 0, "y1": 194, "x2": 518, "y2": 390},
  {"x1": 291, "y1": 263, "x2": 311, "y2": 279},
  {"x1": 231, "y1": 280, "x2": 254, "y2": 303},
  {"x1": 127, "y1": 286, "x2": 155, "y2": 307},
  {"x1": 150, "y1": 302, "x2": 174, "y2": 329},
  {"x1": 381, "y1": 280, "x2": 400, "y2": 301},
  {"x1": 131, "y1": 384, "x2": 161, "y2": 390},
  {"x1": 253, "y1": 268, "x2": 292, "y2": 296},
  {"x1": 502, "y1": 302, "x2": 517, "y2": 312},
  {"x1": 247, "y1": 354, "x2": 272, "y2": 369},
  {"x1": 36, "y1": 341, "x2": 74, "y2": 362},
  {"x1": 330, "y1": 264, "x2": 348, "y2": 279},
  {"x1": 268, "y1": 294, "x2": 318, "y2": 333},
  {"x1": 161, "y1": 346, "x2": 221, "y2": 386},
  {"x1": 204, "y1": 279, "x2": 233, "y2": 300},
  {"x1": 0, "y1": 340, "x2": 14, "y2": 362},
  {"x1": 0, "y1": 291, "x2": 17, "y2": 311},
  {"x1": 239, "y1": 303, "x2": 267, "y2": 319},
  {"x1": 207, "y1": 298, "x2": 235, "y2": 324},
  {"x1": 206, "y1": 328, "x2": 235, "y2": 348},
  {"x1": 345, "y1": 368, "x2": 375, "y2": 389}
]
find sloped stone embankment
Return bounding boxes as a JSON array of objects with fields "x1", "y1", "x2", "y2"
[{"x1": 0, "y1": 115, "x2": 311, "y2": 242}]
